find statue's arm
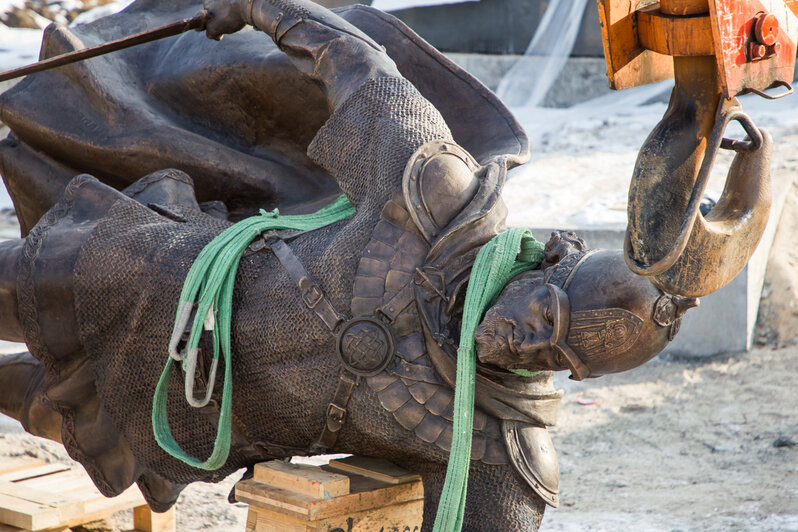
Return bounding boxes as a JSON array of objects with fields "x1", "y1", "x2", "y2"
[
  {"x1": 204, "y1": 0, "x2": 456, "y2": 209},
  {"x1": 242, "y1": 0, "x2": 399, "y2": 112}
]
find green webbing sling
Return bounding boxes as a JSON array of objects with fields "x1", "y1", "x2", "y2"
[
  {"x1": 152, "y1": 195, "x2": 355, "y2": 470},
  {"x1": 432, "y1": 228, "x2": 544, "y2": 532}
]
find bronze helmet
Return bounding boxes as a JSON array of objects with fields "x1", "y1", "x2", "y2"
[{"x1": 542, "y1": 246, "x2": 698, "y2": 380}]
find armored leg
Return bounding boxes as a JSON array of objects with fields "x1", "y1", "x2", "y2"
[
  {"x1": 412, "y1": 459, "x2": 545, "y2": 531},
  {"x1": 0, "y1": 351, "x2": 63, "y2": 442}
]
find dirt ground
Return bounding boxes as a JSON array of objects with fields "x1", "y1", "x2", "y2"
[{"x1": 543, "y1": 345, "x2": 798, "y2": 531}]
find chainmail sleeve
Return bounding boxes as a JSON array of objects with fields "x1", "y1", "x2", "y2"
[{"x1": 307, "y1": 76, "x2": 453, "y2": 209}]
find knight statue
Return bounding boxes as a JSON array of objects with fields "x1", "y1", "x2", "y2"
[{"x1": 0, "y1": 0, "x2": 773, "y2": 530}]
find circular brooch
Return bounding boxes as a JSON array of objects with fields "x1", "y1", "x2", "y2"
[{"x1": 336, "y1": 317, "x2": 395, "y2": 377}]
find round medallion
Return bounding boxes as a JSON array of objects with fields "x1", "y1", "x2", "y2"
[{"x1": 336, "y1": 317, "x2": 395, "y2": 376}]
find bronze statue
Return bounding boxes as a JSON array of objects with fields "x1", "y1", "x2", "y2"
[{"x1": 0, "y1": 0, "x2": 772, "y2": 530}]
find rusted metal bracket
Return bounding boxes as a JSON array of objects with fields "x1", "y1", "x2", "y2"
[
  {"x1": 637, "y1": 5, "x2": 714, "y2": 57},
  {"x1": 597, "y1": 0, "x2": 798, "y2": 98},
  {"x1": 625, "y1": 98, "x2": 772, "y2": 297}
]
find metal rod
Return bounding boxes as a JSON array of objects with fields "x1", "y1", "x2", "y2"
[{"x1": 0, "y1": 10, "x2": 209, "y2": 83}]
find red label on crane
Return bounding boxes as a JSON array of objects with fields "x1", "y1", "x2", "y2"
[{"x1": 710, "y1": 0, "x2": 798, "y2": 97}]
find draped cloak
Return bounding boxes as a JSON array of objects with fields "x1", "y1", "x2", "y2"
[{"x1": 0, "y1": 0, "x2": 529, "y2": 234}]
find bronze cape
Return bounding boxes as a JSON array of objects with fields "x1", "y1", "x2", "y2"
[{"x1": 0, "y1": 0, "x2": 527, "y2": 233}]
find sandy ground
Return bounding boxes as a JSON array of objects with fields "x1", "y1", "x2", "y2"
[{"x1": 544, "y1": 346, "x2": 798, "y2": 532}]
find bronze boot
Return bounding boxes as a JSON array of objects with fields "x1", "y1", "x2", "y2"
[
  {"x1": 0, "y1": 238, "x2": 24, "y2": 342},
  {"x1": 0, "y1": 351, "x2": 63, "y2": 442}
]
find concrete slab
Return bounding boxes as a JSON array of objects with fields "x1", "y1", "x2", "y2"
[
  {"x1": 445, "y1": 54, "x2": 615, "y2": 107},
  {"x1": 389, "y1": 0, "x2": 604, "y2": 56}
]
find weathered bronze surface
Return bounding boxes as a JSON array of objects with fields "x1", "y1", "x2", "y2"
[{"x1": 0, "y1": 0, "x2": 770, "y2": 530}]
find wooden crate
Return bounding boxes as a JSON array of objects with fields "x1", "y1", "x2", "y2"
[
  {"x1": 0, "y1": 456, "x2": 174, "y2": 532},
  {"x1": 235, "y1": 457, "x2": 424, "y2": 532}
]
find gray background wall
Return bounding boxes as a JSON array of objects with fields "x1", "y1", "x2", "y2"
[{"x1": 387, "y1": 0, "x2": 603, "y2": 55}]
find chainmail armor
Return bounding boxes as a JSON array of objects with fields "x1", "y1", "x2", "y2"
[{"x1": 20, "y1": 74, "x2": 461, "y2": 504}]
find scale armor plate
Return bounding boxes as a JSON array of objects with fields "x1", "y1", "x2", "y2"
[{"x1": 354, "y1": 197, "x2": 508, "y2": 464}]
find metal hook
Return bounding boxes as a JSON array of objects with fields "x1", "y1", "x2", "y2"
[
  {"x1": 720, "y1": 112, "x2": 763, "y2": 152},
  {"x1": 168, "y1": 300, "x2": 193, "y2": 362},
  {"x1": 167, "y1": 301, "x2": 219, "y2": 408},
  {"x1": 624, "y1": 101, "x2": 762, "y2": 277}
]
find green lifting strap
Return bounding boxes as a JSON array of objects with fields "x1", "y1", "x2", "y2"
[
  {"x1": 432, "y1": 228, "x2": 544, "y2": 532},
  {"x1": 152, "y1": 195, "x2": 355, "y2": 470}
]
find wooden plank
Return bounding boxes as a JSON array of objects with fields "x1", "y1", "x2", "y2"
[
  {"x1": 235, "y1": 481, "x2": 316, "y2": 520},
  {"x1": 0, "y1": 525, "x2": 68, "y2": 532},
  {"x1": 132, "y1": 505, "x2": 176, "y2": 532},
  {"x1": 238, "y1": 478, "x2": 423, "y2": 522},
  {"x1": 0, "y1": 481, "x2": 86, "y2": 527},
  {"x1": 307, "y1": 480, "x2": 423, "y2": 521},
  {"x1": 48, "y1": 488, "x2": 144, "y2": 530},
  {"x1": 315, "y1": 499, "x2": 423, "y2": 532},
  {"x1": 0, "y1": 457, "x2": 153, "y2": 532},
  {"x1": 44, "y1": 509, "x2": 113, "y2": 532},
  {"x1": 18, "y1": 469, "x2": 92, "y2": 493},
  {"x1": 0, "y1": 481, "x2": 84, "y2": 507},
  {"x1": 246, "y1": 507, "x2": 311, "y2": 532},
  {"x1": 253, "y1": 462, "x2": 350, "y2": 500},
  {"x1": 326, "y1": 457, "x2": 420, "y2": 485},
  {"x1": 0, "y1": 464, "x2": 72, "y2": 483},
  {"x1": 0, "y1": 458, "x2": 46, "y2": 476},
  {"x1": 247, "y1": 500, "x2": 423, "y2": 532},
  {"x1": 0, "y1": 492, "x2": 61, "y2": 530},
  {"x1": 81, "y1": 485, "x2": 145, "y2": 516}
]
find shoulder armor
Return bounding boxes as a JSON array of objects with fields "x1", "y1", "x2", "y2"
[
  {"x1": 402, "y1": 140, "x2": 480, "y2": 244},
  {"x1": 503, "y1": 421, "x2": 560, "y2": 507}
]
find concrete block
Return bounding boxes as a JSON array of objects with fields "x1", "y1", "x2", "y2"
[
  {"x1": 389, "y1": 0, "x2": 604, "y2": 56},
  {"x1": 445, "y1": 54, "x2": 614, "y2": 107}
]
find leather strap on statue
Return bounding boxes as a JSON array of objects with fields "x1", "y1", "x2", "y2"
[
  {"x1": 267, "y1": 237, "x2": 355, "y2": 452},
  {"x1": 312, "y1": 372, "x2": 358, "y2": 453},
  {"x1": 267, "y1": 236, "x2": 399, "y2": 453},
  {"x1": 270, "y1": 239, "x2": 345, "y2": 332}
]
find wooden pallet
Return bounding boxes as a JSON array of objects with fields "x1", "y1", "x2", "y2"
[
  {"x1": 236, "y1": 457, "x2": 423, "y2": 532},
  {"x1": 0, "y1": 456, "x2": 175, "y2": 532}
]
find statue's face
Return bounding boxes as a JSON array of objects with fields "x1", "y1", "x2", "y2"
[{"x1": 475, "y1": 277, "x2": 566, "y2": 372}]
